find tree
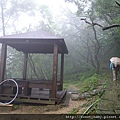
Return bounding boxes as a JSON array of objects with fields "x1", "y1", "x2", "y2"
[
  {"x1": 36, "y1": 5, "x2": 55, "y2": 32},
  {"x1": 63, "y1": 0, "x2": 102, "y2": 73},
  {"x1": 91, "y1": 0, "x2": 120, "y2": 58},
  {"x1": 0, "y1": 0, "x2": 38, "y2": 79},
  {"x1": 64, "y1": 0, "x2": 120, "y2": 74},
  {"x1": 0, "y1": 1, "x2": 60, "y2": 79},
  {"x1": 0, "y1": 0, "x2": 36, "y2": 36}
]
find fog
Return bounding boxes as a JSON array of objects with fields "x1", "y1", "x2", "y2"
[
  {"x1": 0, "y1": 0, "x2": 117, "y2": 79},
  {"x1": 0, "y1": 0, "x2": 77, "y2": 36}
]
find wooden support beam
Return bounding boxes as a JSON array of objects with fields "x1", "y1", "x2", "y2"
[
  {"x1": 59, "y1": 53, "x2": 64, "y2": 91},
  {"x1": 23, "y1": 53, "x2": 28, "y2": 80},
  {"x1": 50, "y1": 44, "x2": 58, "y2": 98},
  {"x1": 0, "y1": 43, "x2": 7, "y2": 82},
  {"x1": 3, "y1": 80, "x2": 53, "y2": 89},
  {"x1": 24, "y1": 81, "x2": 31, "y2": 96}
]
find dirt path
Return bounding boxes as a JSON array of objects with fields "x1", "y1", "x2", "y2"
[
  {"x1": 43, "y1": 84, "x2": 87, "y2": 114},
  {"x1": 43, "y1": 99, "x2": 87, "y2": 114},
  {"x1": 0, "y1": 99, "x2": 87, "y2": 114}
]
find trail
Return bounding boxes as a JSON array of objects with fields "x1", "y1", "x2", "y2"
[{"x1": 43, "y1": 99, "x2": 87, "y2": 114}]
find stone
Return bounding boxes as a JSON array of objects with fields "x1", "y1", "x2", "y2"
[
  {"x1": 71, "y1": 94, "x2": 79, "y2": 100},
  {"x1": 93, "y1": 89, "x2": 101, "y2": 94},
  {"x1": 79, "y1": 94, "x2": 86, "y2": 100}
]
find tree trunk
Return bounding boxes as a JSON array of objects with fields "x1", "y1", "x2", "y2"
[
  {"x1": 1, "y1": 0, "x2": 5, "y2": 36},
  {"x1": 92, "y1": 25, "x2": 100, "y2": 74}
]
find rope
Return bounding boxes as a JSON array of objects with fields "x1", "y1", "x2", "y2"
[{"x1": 0, "y1": 79, "x2": 18, "y2": 105}]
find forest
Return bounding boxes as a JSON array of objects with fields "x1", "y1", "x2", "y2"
[{"x1": 0, "y1": 0, "x2": 120, "y2": 93}]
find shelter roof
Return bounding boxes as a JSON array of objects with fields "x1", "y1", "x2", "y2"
[{"x1": 0, "y1": 30, "x2": 68, "y2": 54}]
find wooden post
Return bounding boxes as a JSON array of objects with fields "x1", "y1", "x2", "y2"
[
  {"x1": 23, "y1": 53, "x2": 28, "y2": 80},
  {"x1": 0, "y1": 43, "x2": 7, "y2": 82},
  {"x1": 50, "y1": 44, "x2": 58, "y2": 98},
  {"x1": 24, "y1": 81, "x2": 31, "y2": 96},
  {"x1": 59, "y1": 53, "x2": 64, "y2": 91}
]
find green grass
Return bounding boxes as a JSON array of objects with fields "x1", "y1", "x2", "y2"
[
  {"x1": 64, "y1": 72, "x2": 109, "y2": 94},
  {"x1": 78, "y1": 74, "x2": 100, "y2": 93},
  {"x1": 70, "y1": 108, "x2": 79, "y2": 114}
]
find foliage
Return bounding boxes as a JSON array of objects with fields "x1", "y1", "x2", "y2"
[
  {"x1": 77, "y1": 74, "x2": 100, "y2": 93},
  {"x1": 64, "y1": 0, "x2": 120, "y2": 75},
  {"x1": 0, "y1": 0, "x2": 36, "y2": 35},
  {"x1": 65, "y1": 69, "x2": 94, "y2": 81},
  {"x1": 6, "y1": 47, "x2": 24, "y2": 78},
  {"x1": 0, "y1": 1, "x2": 115, "y2": 115},
  {"x1": 70, "y1": 108, "x2": 79, "y2": 114},
  {"x1": 92, "y1": 0, "x2": 120, "y2": 57},
  {"x1": 27, "y1": 54, "x2": 53, "y2": 80},
  {"x1": 92, "y1": 0, "x2": 120, "y2": 22},
  {"x1": 63, "y1": 73, "x2": 101, "y2": 92},
  {"x1": 0, "y1": 0, "x2": 119, "y2": 84},
  {"x1": 85, "y1": 83, "x2": 107, "y2": 114}
]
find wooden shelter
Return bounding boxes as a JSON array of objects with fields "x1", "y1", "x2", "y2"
[{"x1": 0, "y1": 30, "x2": 68, "y2": 104}]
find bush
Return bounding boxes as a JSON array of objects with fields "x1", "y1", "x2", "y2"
[{"x1": 75, "y1": 74, "x2": 100, "y2": 93}]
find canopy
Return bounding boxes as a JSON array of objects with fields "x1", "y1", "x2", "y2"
[{"x1": 0, "y1": 30, "x2": 68, "y2": 54}]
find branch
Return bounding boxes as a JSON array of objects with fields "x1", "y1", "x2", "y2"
[
  {"x1": 103, "y1": 24, "x2": 120, "y2": 30},
  {"x1": 102, "y1": 1, "x2": 120, "y2": 30},
  {"x1": 81, "y1": 18, "x2": 120, "y2": 31},
  {"x1": 115, "y1": 1, "x2": 120, "y2": 7},
  {"x1": 81, "y1": 18, "x2": 103, "y2": 28},
  {"x1": 81, "y1": 18, "x2": 92, "y2": 25}
]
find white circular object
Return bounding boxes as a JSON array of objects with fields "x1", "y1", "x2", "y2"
[{"x1": 0, "y1": 79, "x2": 18, "y2": 105}]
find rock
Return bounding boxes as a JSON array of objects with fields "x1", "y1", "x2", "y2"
[
  {"x1": 93, "y1": 89, "x2": 101, "y2": 94},
  {"x1": 71, "y1": 94, "x2": 79, "y2": 100},
  {"x1": 79, "y1": 92, "x2": 92, "y2": 100},
  {"x1": 79, "y1": 94, "x2": 86, "y2": 100},
  {"x1": 83, "y1": 92, "x2": 91, "y2": 98}
]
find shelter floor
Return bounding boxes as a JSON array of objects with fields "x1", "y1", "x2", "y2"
[{"x1": 0, "y1": 89, "x2": 67, "y2": 105}]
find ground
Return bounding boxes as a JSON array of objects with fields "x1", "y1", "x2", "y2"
[
  {"x1": 0, "y1": 99, "x2": 87, "y2": 114},
  {"x1": 44, "y1": 99, "x2": 87, "y2": 114},
  {"x1": 0, "y1": 84, "x2": 88, "y2": 114}
]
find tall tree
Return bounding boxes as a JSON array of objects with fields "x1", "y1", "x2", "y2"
[
  {"x1": 91, "y1": 0, "x2": 120, "y2": 57},
  {"x1": 0, "y1": 0, "x2": 36, "y2": 36}
]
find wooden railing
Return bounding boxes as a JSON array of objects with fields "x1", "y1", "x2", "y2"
[{"x1": 0, "y1": 79, "x2": 61, "y2": 98}]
